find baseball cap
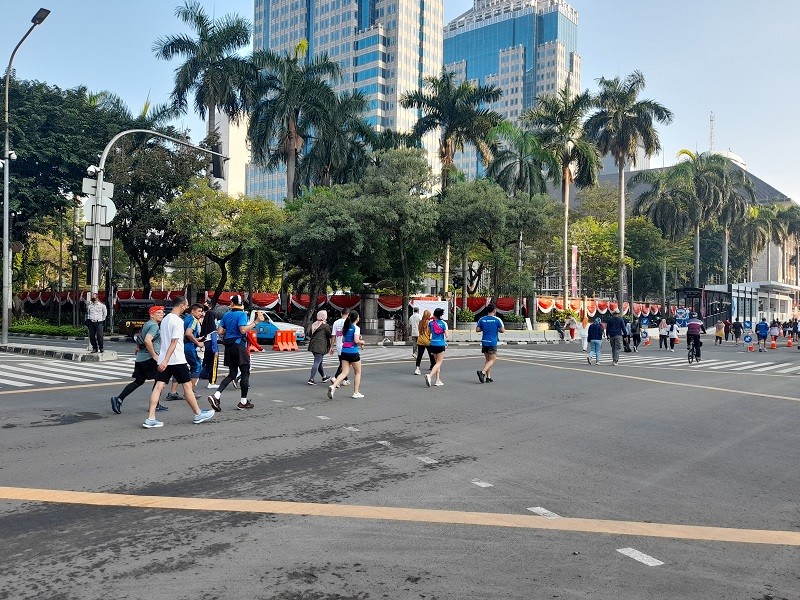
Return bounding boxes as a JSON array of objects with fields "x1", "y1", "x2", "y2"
[
  {"x1": 230, "y1": 294, "x2": 243, "y2": 307},
  {"x1": 149, "y1": 305, "x2": 165, "y2": 316}
]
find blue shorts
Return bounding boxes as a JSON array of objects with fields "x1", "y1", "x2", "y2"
[{"x1": 185, "y1": 347, "x2": 201, "y2": 377}]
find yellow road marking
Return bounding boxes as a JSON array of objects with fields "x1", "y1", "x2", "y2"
[
  {"x1": 0, "y1": 486, "x2": 797, "y2": 546},
  {"x1": 501, "y1": 357, "x2": 800, "y2": 403}
]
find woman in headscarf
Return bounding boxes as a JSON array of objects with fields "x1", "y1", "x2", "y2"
[
  {"x1": 306, "y1": 309, "x2": 332, "y2": 385},
  {"x1": 658, "y1": 317, "x2": 669, "y2": 350}
]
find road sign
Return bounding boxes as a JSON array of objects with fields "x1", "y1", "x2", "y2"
[
  {"x1": 744, "y1": 334, "x2": 753, "y2": 344},
  {"x1": 89, "y1": 199, "x2": 117, "y2": 225},
  {"x1": 641, "y1": 330, "x2": 649, "y2": 339},
  {"x1": 82, "y1": 177, "x2": 114, "y2": 198},
  {"x1": 83, "y1": 224, "x2": 113, "y2": 247},
  {"x1": 743, "y1": 320, "x2": 752, "y2": 330}
]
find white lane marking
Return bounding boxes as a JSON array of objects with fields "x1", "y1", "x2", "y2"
[
  {"x1": 0, "y1": 378, "x2": 33, "y2": 388},
  {"x1": 0, "y1": 367, "x2": 58, "y2": 383},
  {"x1": 751, "y1": 363, "x2": 789, "y2": 372},
  {"x1": 706, "y1": 360, "x2": 746, "y2": 370},
  {"x1": 729, "y1": 362, "x2": 766, "y2": 371},
  {"x1": 376, "y1": 441, "x2": 391, "y2": 446},
  {"x1": 774, "y1": 364, "x2": 800, "y2": 373},
  {"x1": 344, "y1": 426, "x2": 360, "y2": 432},
  {"x1": 271, "y1": 399, "x2": 284, "y2": 403},
  {"x1": 417, "y1": 456, "x2": 438, "y2": 464},
  {"x1": 2, "y1": 364, "x2": 89, "y2": 382},
  {"x1": 471, "y1": 480, "x2": 494, "y2": 488},
  {"x1": 28, "y1": 360, "x2": 133, "y2": 375},
  {"x1": 527, "y1": 506, "x2": 562, "y2": 519},
  {"x1": 292, "y1": 406, "x2": 306, "y2": 411},
  {"x1": 316, "y1": 416, "x2": 330, "y2": 420},
  {"x1": 616, "y1": 547, "x2": 664, "y2": 566},
  {"x1": 20, "y1": 362, "x2": 122, "y2": 380}
]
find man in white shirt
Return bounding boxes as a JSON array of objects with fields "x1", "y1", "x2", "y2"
[
  {"x1": 408, "y1": 306, "x2": 421, "y2": 358},
  {"x1": 143, "y1": 296, "x2": 215, "y2": 428},
  {"x1": 85, "y1": 294, "x2": 107, "y2": 353},
  {"x1": 328, "y1": 307, "x2": 351, "y2": 386}
]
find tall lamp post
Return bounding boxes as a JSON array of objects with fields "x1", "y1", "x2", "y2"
[{"x1": 3, "y1": 7, "x2": 50, "y2": 344}]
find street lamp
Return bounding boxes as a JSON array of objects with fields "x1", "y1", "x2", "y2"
[{"x1": 3, "y1": 7, "x2": 51, "y2": 344}]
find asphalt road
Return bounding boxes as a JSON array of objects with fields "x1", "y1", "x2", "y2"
[{"x1": 0, "y1": 340, "x2": 798, "y2": 600}]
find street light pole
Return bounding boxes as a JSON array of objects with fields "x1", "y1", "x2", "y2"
[{"x1": 2, "y1": 7, "x2": 50, "y2": 344}]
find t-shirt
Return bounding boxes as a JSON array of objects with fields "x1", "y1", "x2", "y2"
[
  {"x1": 429, "y1": 319, "x2": 447, "y2": 347},
  {"x1": 183, "y1": 314, "x2": 200, "y2": 350},
  {"x1": 341, "y1": 324, "x2": 360, "y2": 354},
  {"x1": 220, "y1": 309, "x2": 248, "y2": 345},
  {"x1": 408, "y1": 313, "x2": 422, "y2": 337},
  {"x1": 668, "y1": 323, "x2": 680, "y2": 338},
  {"x1": 476, "y1": 315, "x2": 503, "y2": 346},
  {"x1": 158, "y1": 312, "x2": 187, "y2": 365},
  {"x1": 135, "y1": 319, "x2": 160, "y2": 362},
  {"x1": 755, "y1": 321, "x2": 769, "y2": 337},
  {"x1": 332, "y1": 317, "x2": 346, "y2": 354}
]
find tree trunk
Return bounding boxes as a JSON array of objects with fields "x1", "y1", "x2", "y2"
[
  {"x1": 442, "y1": 239, "x2": 450, "y2": 301},
  {"x1": 515, "y1": 229, "x2": 523, "y2": 314},
  {"x1": 693, "y1": 222, "x2": 701, "y2": 288},
  {"x1": 562, "y1": 167, "x2": 571, "y2": 312},
  {"x1": 662, "y1": 257, "x2": 667, "y2": 312},
  {"x1": 767, "y1": 240, "x2": 772, "y2": 281},
  {"x1": 723, "y1": 227, "x2": 730, "y2": 285},
  {"x1": 617, "y1": 162, "x2": 626, "y2": 307},
  {"x1": 461, "y1": 252, "x2": 468, "y2": 317}
]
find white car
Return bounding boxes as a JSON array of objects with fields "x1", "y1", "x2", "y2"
[{"x1": 249, "y1": 310, "x2": 306, "y2": 344}]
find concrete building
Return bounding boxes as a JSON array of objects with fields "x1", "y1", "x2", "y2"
[
  {"x1": 443, "y1": 0, "x2": 580, "y2": 178},
  {"x1": 216, "y1": 112, "x2": 251, "y2": 198},
  {"x1": 245, "y1": 0, "x2": 444, "y2": 202}
]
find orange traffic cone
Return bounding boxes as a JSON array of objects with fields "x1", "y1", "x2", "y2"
[
  {"x1": 770, "y1": 337, "x2": 778, "y2": 349},
  {"x1": 644, "y1": 337, "x2": 651, "y2": 346},
  {"x1": 748, "y1": 342, "x2": 755, "y2": 352},
  {"x1": 787, "y1": 338, "x2": 793, "y2": 347}
]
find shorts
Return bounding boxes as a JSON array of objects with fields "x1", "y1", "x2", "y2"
[
  {"x1": 428, "y1": 345, "x2": 446, "y2": 355},
  {"x1": 185, "y1": 347, "x2": 201, "y2": 377},
  {"x1": 757, "y1": 334, "x2": 767, "y2": 341},
  {"x1": 154, "y1": 363, "x2": 192, "y2": 385},
  {"x1": 223, "y1": 343, "x2": 250, "y2": 369},
  {"x1": 340, "y1": 352, "x2": 361, "y2": 363},
  {"x1": 131, "y1": 358, "x2": 158, "y2": 381},
  {"x1": 481, "y1": 345, "x2": 497, "y2": 355}
]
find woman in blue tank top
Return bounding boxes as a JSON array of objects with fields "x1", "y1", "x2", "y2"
[{"x1": 327, "y1": 311, "x2": 365, "y2": 400}]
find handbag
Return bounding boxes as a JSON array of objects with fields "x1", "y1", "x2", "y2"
[{"x1": 418, "y1": 326, "x2": 431, "y2": 346}]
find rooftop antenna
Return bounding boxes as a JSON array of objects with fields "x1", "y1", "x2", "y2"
[{"x1": 709, "y1": 111, "x2": 715, "y2": 152}]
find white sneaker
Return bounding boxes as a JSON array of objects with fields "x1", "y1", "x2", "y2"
[
  {"x1": 351, "y1": 392, "x2": 364, "y2": 399},
  {"x1": 425, "y1": 374, "x2": 431, "y2": 387},
  {"x1": 341, "y1": 380, "x2": 351, "y2": 386},
  {"x1": 414, "y1": 367, "x2": 421, "y2": 375},
  {"x1": 434, "y1": 380, "x2": 444, "y2": 386},
  {"x1": 207, "y1": 383, "x2": 219, "y2": 389},
  {"x1": 327, "y1": 385, "x2": 335, "y2": 399}
]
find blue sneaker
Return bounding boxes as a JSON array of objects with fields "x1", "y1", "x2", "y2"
[
  {"x1": 193, "y1": 409, "x2": 215, "y2": 424},
  {"x1": 156, "y1": 403, "x2": 169, "y2": 412},
  {"x1": 142, "y1": 418, "x2": 163, "y2": 428},
  {"x1": 110, "y1": 396, "x2": 122, "y2": 414}
]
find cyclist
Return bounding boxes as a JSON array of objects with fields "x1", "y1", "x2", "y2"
[{"x1": 686, "y1": 312, "x2": 707, "y2": 362}]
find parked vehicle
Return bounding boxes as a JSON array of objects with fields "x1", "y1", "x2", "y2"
[{"x1": 249, "y1": 310, "x2": 306, "y2": 344}]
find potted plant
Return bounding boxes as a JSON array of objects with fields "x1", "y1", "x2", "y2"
[
  {"x1": 457, "y1": 307, "x2": 476, "y2": 329},
  {"x1": 502, "y1": 312, "x2": 525, "y2": 330}
]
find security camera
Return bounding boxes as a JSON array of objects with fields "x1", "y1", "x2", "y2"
[
  {"x1": 8, "y1": 151, "x2": 17, "y2": 160},
  {"x1": 87, "y1": 165, "x2": 100, "y2": 176}
]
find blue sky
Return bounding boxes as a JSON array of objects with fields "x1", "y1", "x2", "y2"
[{"x1": 3, "y1": 0, "x2": 799, "y2": 201}]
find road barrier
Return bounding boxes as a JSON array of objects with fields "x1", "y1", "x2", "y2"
[{"x1": 272, "y1": 330, "x2": 299, "y2": 351}]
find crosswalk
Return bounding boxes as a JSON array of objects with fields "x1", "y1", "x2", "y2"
[{"x1": 2, "y1": 345, "x2": 799, "y2": 390}]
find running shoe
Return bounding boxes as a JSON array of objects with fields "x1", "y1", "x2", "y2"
[
  {"x1": 486, "y1": 377, "x2": 494, "y2": 383},
  {"x1": 165, "y1": 392, "x2": 181, "y2": 401},
  {"x1": 327, "y1": 385, "x2": 335, "y2": 399},
  {"x1": 207, "y1": 383, "x2": 219, "y2": 389},
  {"x1": 193, "y1": 409, "x2": 215, "y2": 424},
  {"x1": 414, "y1": 368, "x2": 421, "y2": 375},
  {"x1": 434, "y1": 381, "x2": 444, "y2": 386},
  {"x1": 232, "y1": 377, "x2": 240, "y2": 389},
  {"x1": 477, "y1": 370, "x2": 485, "y2": 383},
  {"x1": 156, "y1": 403, "x2": 169, "y2": 412},
  {"x1": 110, "y1": 396, "x2": 122, "y2": 414},
  {"x1": 142, "y1": 418, "x2": 163, "y2": 429},
  {"x1": 236, "y1": 402, "x2": 254, "y2": 410},
  {"x1": 208, "y1": 395, "x2": 221, "y2": 412},
  {"x1": 586, "y1": 355, "x2": 591, "y2": 365},
  {"x1": 351, "y1": 392, "x2": 365, "y2": 399},
  {"x1": 341, "y1": 380, "x2": 351, "y2": 386},
  {"x1": 425, "y1": 374, "x2": 431, "y2": 387},
  {"x1": 307, "y1": 380, "x2": 317, "y2": 385}
]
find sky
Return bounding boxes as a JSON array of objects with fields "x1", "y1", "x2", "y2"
[{"x1": 3, "y1": 0, "x2": 799, "y2": 201}]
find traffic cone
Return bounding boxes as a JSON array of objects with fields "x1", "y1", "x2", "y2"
[
  {"x1": 644, "y1": 337, "x2": 651, "y2": 346},
  {"x1": 788, "y1": 338, "x2": 793, "y2": 347},
  {"x1": 748, "y1": 342, "x2": 755, "y2": 352},
  {"x1": 770, "y1": 338, "x2": 777, "y2": 350}
]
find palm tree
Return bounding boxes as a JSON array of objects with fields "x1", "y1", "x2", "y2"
[
  {"x1": 718, "y1": 165, "x2": 755, "y2": 284},
  {"x1": 742, "y1": 204, "x2": 786, "y2": 280},
  {"x1": 400, "y1": 69, "x2": 502, "y2": 295},
  {"x1": 523, "y1": 85, "x2": 601, "y2": 311},
  {"x1": 584, "y1": 70, "x2": 673, "y2": 307},
  {"x1": 152, "y1": 0, "x2": 251, "y2": 141},
  {"x1": 247, "y1": 41, "x2": 340, "y2": 199},
  {"x1": 783, "y1": 205, "x2": 800, "y2": 286},
  {"x1": 486, "y1": 121, "x2": 558, "y2": 200}
]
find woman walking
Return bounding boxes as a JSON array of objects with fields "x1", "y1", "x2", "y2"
[
  {"x1": 307, "y1": 309, "x2": 332, "y2": 385},
  {"x1": 425, "y1": 308, "x2": 449, "y2": 387},
  {"x1": 328, "y1": 311, "x2": 365, "y2": 399},
  {"x1": 714, "y1": 320, "x2": 725, "y2": 345},
  {"x1": 658, "y1": 318, "x2": 669, "y2": 350},
  {"x1": 414, "y1": 309, "x2": 435, "y2": 375}
]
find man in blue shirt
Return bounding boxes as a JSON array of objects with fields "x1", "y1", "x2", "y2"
[
  {"x1": 476, "y1": 303, "x2": 505, "y2": 383},
  {"x1": 755, "y1": 316, "x2": 770, "y2": 352}
]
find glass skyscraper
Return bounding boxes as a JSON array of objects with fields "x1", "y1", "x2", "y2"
[
  {"x1": 443, "y1": 0, "x2": 580, "y2": 178},
  {"x1": 247, "y1": 0, "x2": 443, "y2": 202}
]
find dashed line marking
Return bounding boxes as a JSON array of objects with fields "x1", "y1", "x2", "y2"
[
  {"x1": 376, "y1": 441, "x2": 391, "y2": 446},
  {"x1": 316, "y1": 416, "x2": 330, "y2": 420},
  {"x1": 527, "y1": 506, "x2": 562, "y2": 519},
  {"x1": 417, "y1": 456, "x2": 438, "y2": 464},
  {"x1": 292, "y1": 406, "x2": 306, "y2": 411},
  {"x1": 471, "y1": 480, "x2": 494, "y2": 488},
  {"x1": 617, "y1": 547, "x2": 664, "y2": 566},
  {"x1": 271, "y1": 399, "x2": 284, "y2": 403},
  {"x1": 344, "y1": 426, "x2": 360, "y2": 432}
]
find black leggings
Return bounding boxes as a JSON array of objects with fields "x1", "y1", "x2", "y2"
[
  {"x1": 659, "y1": 334, "x2": 668, "y2": 349},
  {"x1": 219, "y1": 363, "x2": 250, "y2": 398},
  {"x1": 334, "y1": 356, "x2": 349, "y2": 380},
  {"x1": 415, "y1": 346, "x2": 436, "y2": 369},
  {"x1": 118, "y1": 379, "x2": 156, "y2": 400}
]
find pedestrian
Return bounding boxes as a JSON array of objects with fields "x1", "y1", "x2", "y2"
[
  {"x1": 198, "y1": 303, "x2": 220, "y2": 389},
  {"x1": 668, "y1": 319, "x2": 680, "y2": 351},
  {"x1": 184, "y1": 303, "x2": 205, "y2": 388},
  {"x1": 85, "y1": 293, "x2": 107, "y2": 353},
  {"x1": 630, "y1": 318, "x2": 642, "y2": 352},
  {"x1": 425, "y1": 307, "x2": 448, "y2": 387},
  {"x1": 755, "y1": 317, "x2": 769, "y2": 351},
  {"x1": 207, "y1": 295, "x2": 264, "y2": 412},
  {"x1": 579, "y1": 316, "x2": 589, "y2": 352},
  {"x1": 586, "y1": 317, "x2": 604, "y2": 365},
  {"x1": 724, "y1": 318, "x2": 732, "y2": 342},
  {"x1": 414, "y1": 309, "x2": 435, "y2": 375},
  {"x1": 553, "y1": 316, "x2": 565, "y2": 341},
  {"x1": 686, "y1": 312, "x2": 706, "y2": 361},
  {"x1": 731, "y1": 317, "x2": 743, "y2": 346},
  {"x1": 408, "y1": 306, "x2": 421, "y2": 358},
  {"x1": 792, "y1": 318, "x2": 798, "y2": 342},
  {"x1": 327, "y1": 310, "x2": 365, "y2": 399},
  {"x1": 476, "y1": 303, "x2": 505, "y2": 383},
  {"x1": 622, "y1": 318, "x2": 632, "y2": 353},
  {"x1": 330, "y1": 307, "x2": 351, "y2": 387},
  {"x1": 565, "y1": 315, "x2": 577, "y2": 340},
  {"x1": 306, "y1": 309, "x2": 332, "y2": 385},
  {"x1": 605, "y1": 308, "x2": 626, "y2": 365},
  {"x1": 658, "y1": 318, "x2": 669, "y2": 350},
  {"x1": 110, "y1": 305, "x2": 167, "y2": 414},
  {"x1": 769, "y1": 319, "x2": 781, "y2": 345},
  {"x1": 143, "y1": 296, "x2": 215, "y2": 428},
  {"x1": 715, "y1": 320, "x2": 725, "y2": 345}
]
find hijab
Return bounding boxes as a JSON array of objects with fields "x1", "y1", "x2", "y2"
[{"x1": 311, "y1": 309, "x2": 328, "y2": 333}]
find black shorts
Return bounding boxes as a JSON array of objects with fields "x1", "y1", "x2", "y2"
[
  {"x1": 131, "y1": 358, "x2": 158, "y2": 381},
  {"x1": 340, "y1": 352, "x2": 361, "y2": 363},
  {"x1": 154, "y1": 363, "x2": 192, "y2": 385},
  {"x1": 481, "y1": 345, "x2": 497, "y2": 355},
  {"x1": 223, "y1": 343, "x2": 250, "y2": 368},
  {"x1": 428, "y1": 345, "x2": 446, "y2": 355}
]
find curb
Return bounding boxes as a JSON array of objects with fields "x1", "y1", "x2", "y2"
[
  {"x1": 8, "y1": 333, "x2": 128, "y2": 342},
  {"x1": 0, "y1": 345, "x2": 119, "y2": 362}
]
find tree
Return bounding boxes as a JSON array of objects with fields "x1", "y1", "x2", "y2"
[
  {"x1": 486, "y1": 121, "x2": 557, "y2": 200},
  {"x1": 248, "y1": 41, "x2": 340, "y2": 200},
  {"x1": 523, "y1": 85, "x2": 601, "y2": 310},
  {"x1": 153, "y1": 0, "x2": 251, "y2": 141},
  {"x1": 741, "y1": 204, "x2": 787, "y2": 281},
  {"x1": 718, "y1": 165, "x2": 755, "y2": 284},
  {"x1": 584, "y1": 70, "x2": 673, "y2": 306}
]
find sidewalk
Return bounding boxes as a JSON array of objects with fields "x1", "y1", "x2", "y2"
[{"x1": 0, "y1": 342, "x2": 118, "y2": 362}]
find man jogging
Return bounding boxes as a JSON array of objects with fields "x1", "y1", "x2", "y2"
[
  {"x1": 476, "y1": 304, "x2": 504, "y2": 383},
  {"x1": 208, "y1": 295, "x2": 264, "y2": 412},
  {"x1": 755, "y1": 317, "x2": 770, "y2": 352},
  {"x1": 143, "y1": 296, "x2": 215, "y2": 428}
]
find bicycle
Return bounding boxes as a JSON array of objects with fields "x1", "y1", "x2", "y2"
[{"x1": 687, "y1": 338, "x2": 697, "y2": 364}]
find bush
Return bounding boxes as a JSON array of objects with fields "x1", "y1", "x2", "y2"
[
  {"x1": 502, "y1": 312, "x2": 524, "y2": 323},
  {"x1": 457, "y1": 307, "x2": 475, "y2": 322},
  {"x1": 549, "y1": 308, "x2": 579, "y2": 324},
  {"x1": 8, "y1": 315, "x2": 86, "y2": 337}
]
